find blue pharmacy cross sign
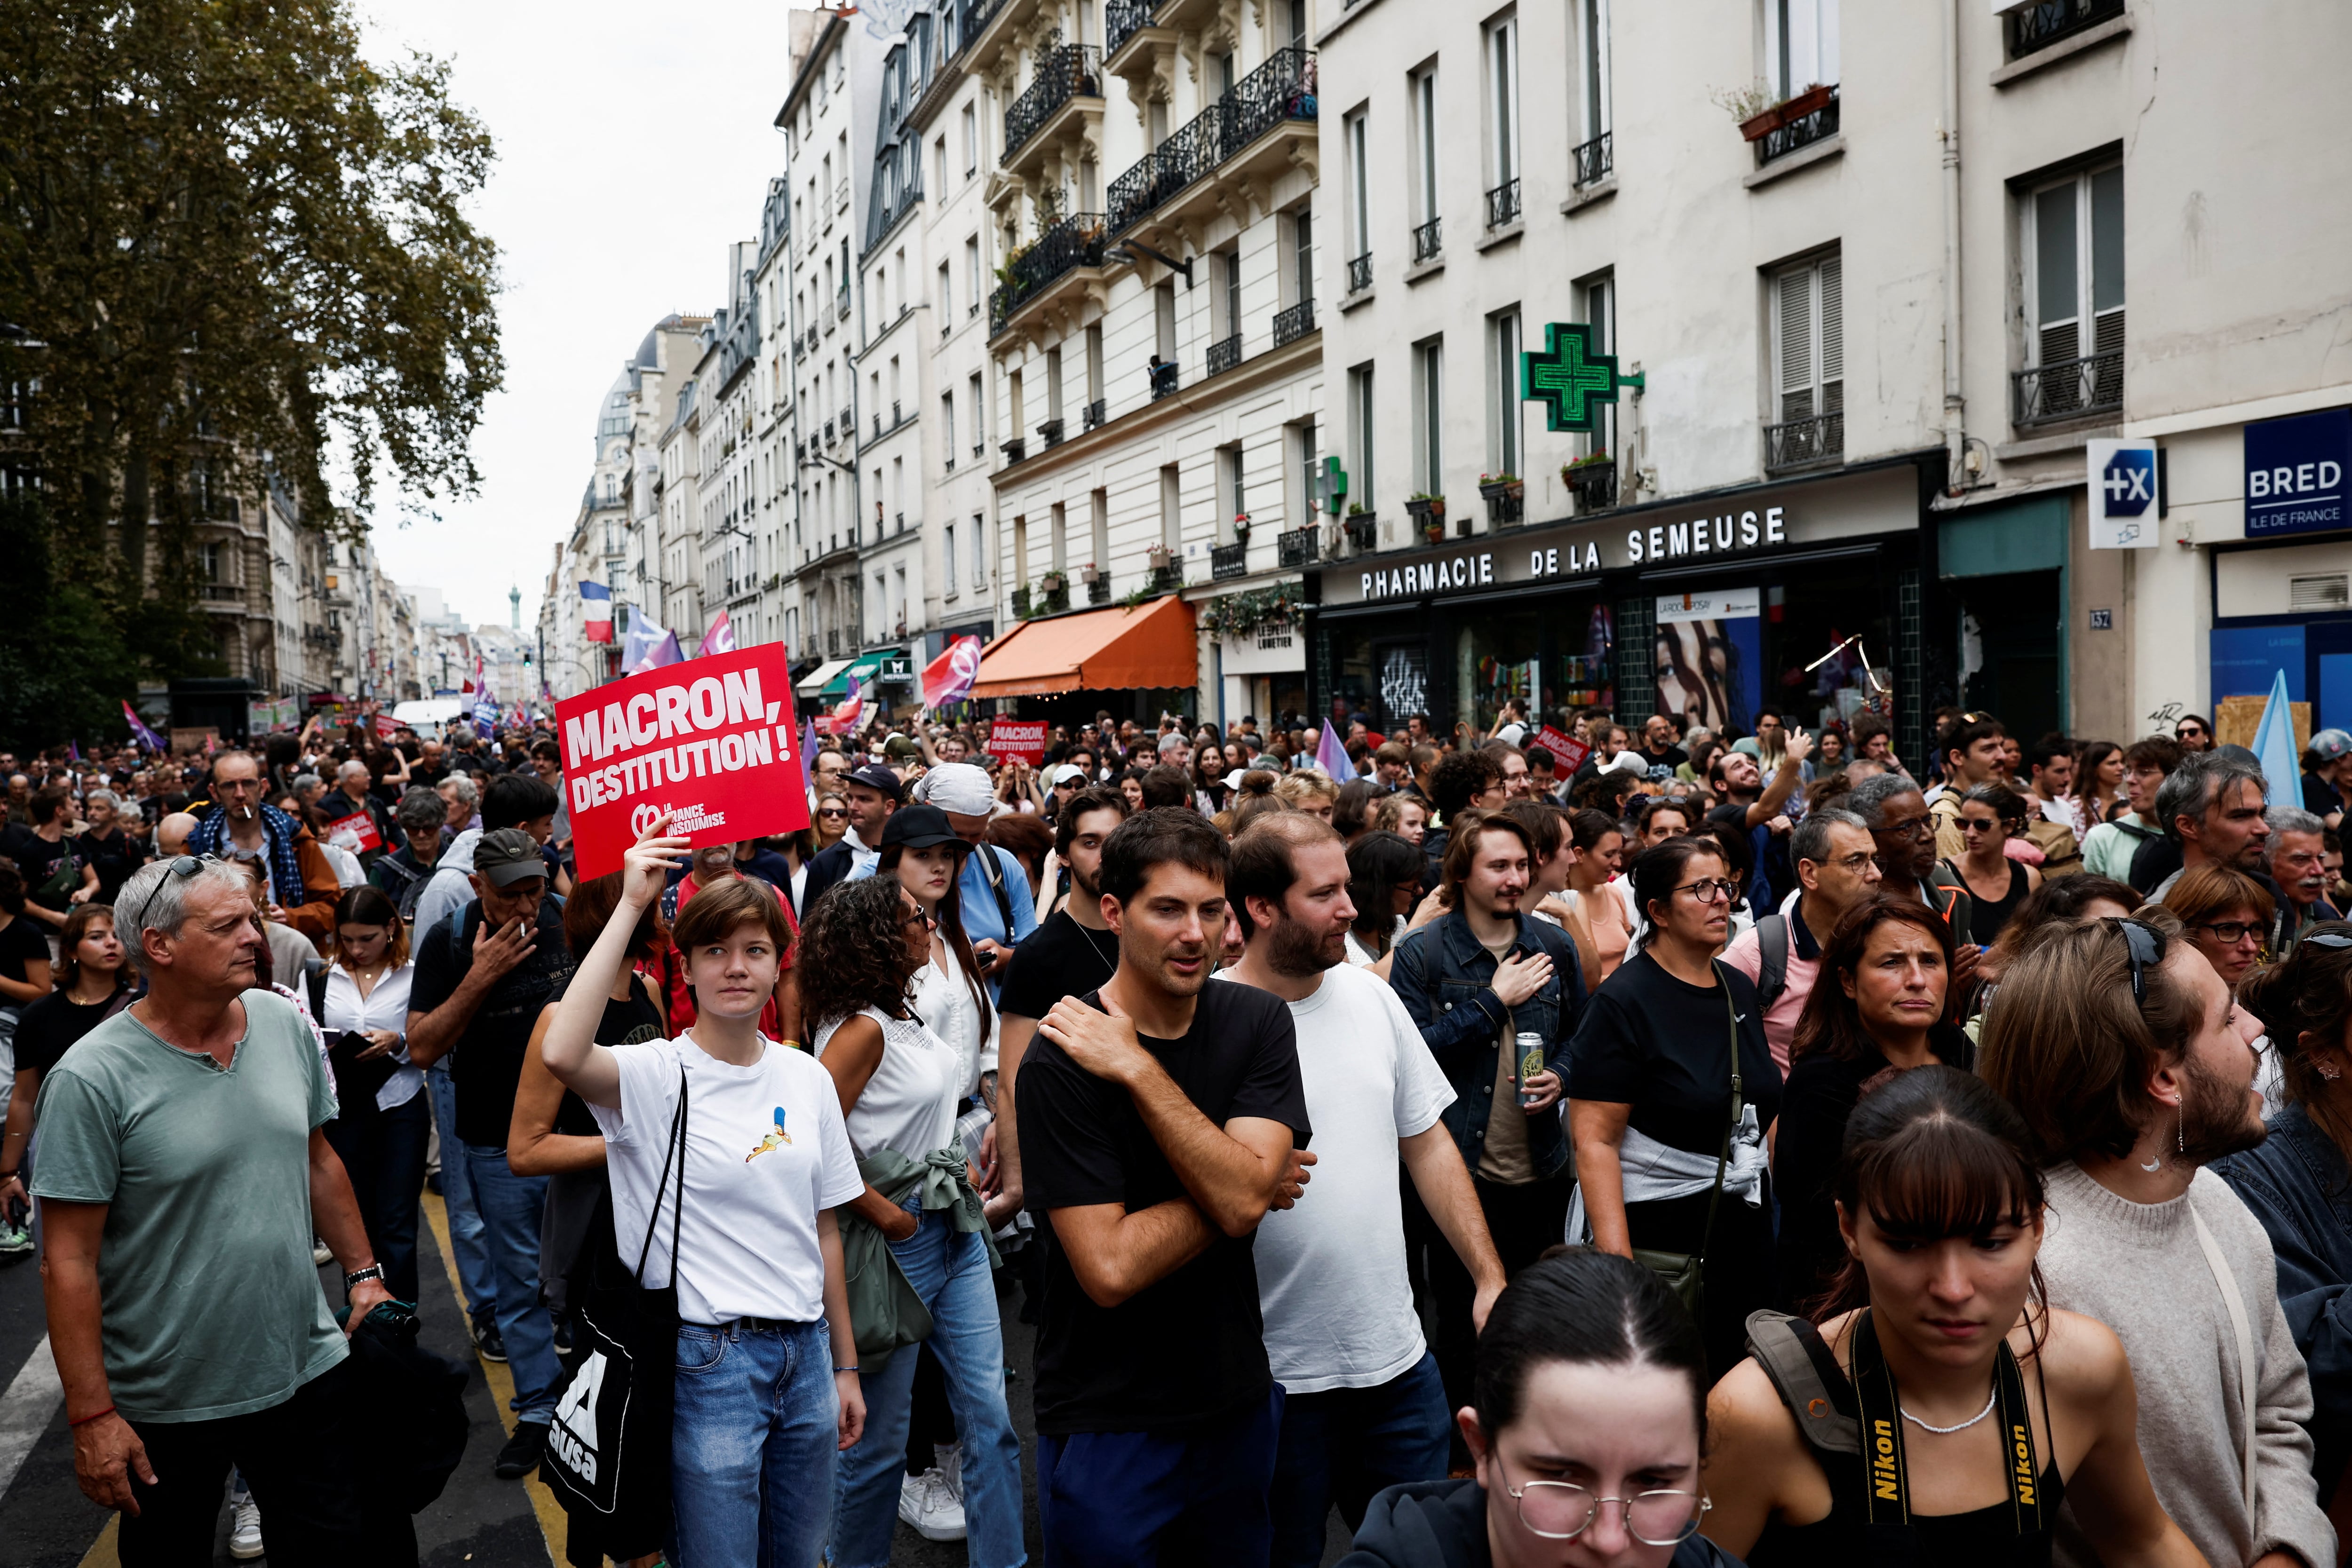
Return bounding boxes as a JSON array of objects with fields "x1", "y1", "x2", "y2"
[
  {"x1": 1521, "y1": 323, "x2": 1638, "y2": 434},
  {"x1": 2101, "y1": 447, "x2": 2157, "y2": 516}
]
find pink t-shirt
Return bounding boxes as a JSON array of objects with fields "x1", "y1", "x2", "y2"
[{"x1": 1720, "y1": 906, "x2": 1819, "y2": 1074}]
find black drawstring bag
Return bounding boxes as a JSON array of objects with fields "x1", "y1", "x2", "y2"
[{"x1": 540, "y1": 1068, "x2": 687, "y2": 1565}]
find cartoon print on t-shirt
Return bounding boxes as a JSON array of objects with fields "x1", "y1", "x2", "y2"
[{"x1": 745, "y1": 1105, "x2": 793, "y2": 1161}]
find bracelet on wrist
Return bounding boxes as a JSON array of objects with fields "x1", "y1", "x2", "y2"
[
  {"x1": 834, "y1": 1365, "x2": 861, "y2": 1375},
  {"x1": 70, "y1": 1405, "x2": 116, "y2": 1428}
]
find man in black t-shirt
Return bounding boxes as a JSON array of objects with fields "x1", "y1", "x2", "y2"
[
  {"x1": 405, "y1": 827, "x2": 573, "y2": 1480},
  {"x1": 1020, "y1": 808, "x2": 1312, "y2": 1567},
  {"x1": 993, "y1": 787, "x2": 1129, "y2": 1228}
]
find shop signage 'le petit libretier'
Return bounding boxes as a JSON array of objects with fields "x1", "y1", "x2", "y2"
[{"x1": 1316, "y1": 462, "x2": 1924, "y2": 609}]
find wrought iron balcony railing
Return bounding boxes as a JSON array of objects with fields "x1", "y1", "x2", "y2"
[
  {"x1": 1484, "y1": 178, "x2": 1521, "y2": 230},
  {"x1": 1108, "y1": 46, "x2": 1317, "y2": 236},
  {"x1": 1756, "y1": 86, "x2": 1839, "y2": 167},
  {"x1": 1211, "y1": 542, "x2": 1248, "y2": 580},
  {"x1": 1278, "y1": 526, "x2": 1318, "y2": 567},
  {"x1": 1105, "y1": 0, "x2": 1165, "y2": 59},
  {"x1": 1088, "y1": 575, "x2": 1112, "y2": 604},
  {"x1": 1273, "y1": 299, "x2": 1315, "y2": 347},
  {"x1": 1004, "y1": 46, "x2": 1102, "y2": 164},
  {"x1": 2012, "y1": 350, "x2": 2123, "y2": 427},
  {"x1": 1082, "y1": 397, "x2": 1108, "y2": 430},
  {"x1": 990, "y1": 211, "x2": 1108, "y2": 335},
  {"x1": 1763, "y1": 410, "x2": 1845, "y2": 472},
  {"x1": 2009, "y1": 0, "x2": 2124, "y2": 57},
  {"x1": 1345, "y1": 252, "x2": 1372, "y2": 294},
  {"x1": 1410, "y1": 217, "x2": 1442, "y2": 263},
  {"x1": 1001, "y1": 436, "x2": 1027, "y2": 463},
  {"x1": 1205, "y1": 333, "x2": 1243, "y2": 378},
  {"x1": 1573, "y1": 130, "x2": 1613, "y2": 188},
  {"x1": 1039, "y1": 418, "x2": 1066, "y2": 449},
  {"x1": 1149, "y1": 362, "x2": 1180, "y2": 401}
]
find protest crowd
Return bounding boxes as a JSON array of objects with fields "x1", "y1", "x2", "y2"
[{"x1": 15, "y1": 689, "x2": 2352, "y2": 1568}]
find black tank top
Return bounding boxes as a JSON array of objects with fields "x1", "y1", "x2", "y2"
[
  {"x1": 1748, "y1": 1313, "x2": 2065, "y2": 1568},
  {"x1": 1946, "y1": 857, "x2": 2029, "y2": 944}
]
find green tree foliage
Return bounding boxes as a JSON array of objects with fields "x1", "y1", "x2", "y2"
[
  {"x1": 0, "y1": 0, "x2": 502, "y2": 736},
  {"x1": 0, "y1": 493, "x2": 145, "y2": 752}
]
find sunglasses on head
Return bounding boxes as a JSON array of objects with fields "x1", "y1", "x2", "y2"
[{"x1": 2114, "y1": 917, "x2": 2165, "y2": 1008}]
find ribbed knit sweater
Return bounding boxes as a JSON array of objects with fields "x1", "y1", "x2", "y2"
[{"x1": 2038, "y1": 1161, "x2": 2335, "y2": 1568}]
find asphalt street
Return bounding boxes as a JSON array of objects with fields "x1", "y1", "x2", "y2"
[{"x1": 0, "y1": 1195, "x2": 1356, "y2": 1566}]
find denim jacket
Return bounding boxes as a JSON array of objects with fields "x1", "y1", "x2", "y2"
[
  {"x1": 2213, "y1": 1102, "x2": 2352, "y2": 1493},
  {"x1": 1390, "y1": 909, "x2": 1588, "y2": 1182}
]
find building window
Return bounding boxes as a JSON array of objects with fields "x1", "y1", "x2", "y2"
[
  {"x1": 1345, "y1": 109, "x2": 1371, "y2": 288},
  {"x1": 1484, "y1": 14, "x2": 1520, "y2": 226},
  {"x1": 972, "y1": 513, "x2": 988, "y2": 588},
  {"x1": 1090, "y1": 488, "x2": 1109, "y2": 570},
  {"x1": 1413, "y1": 339, "x2": 1444, "y2": 494},
  {"x1": 1219, "y1": 443, "x2": 1246, "y2": 538},
  {"x1": 1348, "y1": 363, "x2": 1377, "y2": 511},
  {"x1": 1410, "y1": 71, "x2": 1440, "y2": 260},
  {"x1": 1768, "y1": 252, "x2": 1844, "y2": 470},
  {"x1": 1159, "y1": 465, "x2": 1182, "y2": 555},
  {"x1": 2019, "y1": 162, "x2": 2125, "y2": 424},
  {"x1": 1578, "y1": 271, "x2": 1615, "y2": 456},
  {"x1": 1487, "y1": 309, "x2": 1522, "y2": 478},
  {"x1": 1293, "y1": 206, "x2": 1314, "y2": 306},
  {"x1": 962, "y1": 103, "x2": 978, "y2": 173},
  {"x1": 1766, "y1": 0, "x2": 1840, "y2": 97},
  {"x1": 944, "y1": 523, "x2": 958, "y2": 597},
  {"x1": 969, "y1": 372, "x2": 986, "y2": 450},
  {"x1": 943, "y1": 391, "x2": 957, "y2": 459}
]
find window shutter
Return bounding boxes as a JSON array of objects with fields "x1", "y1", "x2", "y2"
[
  {"x1": 1818, "y1": 256, "x2": 1844, "y2": 412},
  {"x1": 1778, "y1": 268, "x2": 1814, "y2": 423}
]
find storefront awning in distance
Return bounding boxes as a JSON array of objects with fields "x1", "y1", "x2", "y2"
[
  {"x1": 972, "y1": 594, "x2": 1197, "y2": 699},
  {"x1": 794, "y1": 657, "x2": 854, "y2": 697}
]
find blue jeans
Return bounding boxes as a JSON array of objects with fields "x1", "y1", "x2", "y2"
[
  {"x1": 324, "y1": 1090, "x2": 430, "y2": 1304},
  {"x1": 831, "y1": 1209, "x2": 1025, "y2": 1568},
  {"x1": 1269, "y1": 1353, "x2": 1451, "y2": 1568},
  {"x1": 428, "y1": 1064, "x2": 497, "y2": 1326},
  {"x1": 1038, "y1": 1385, "x2": 1284, "y2": 1568},
  {"x1": 461, "y1": 1143, "x2": 563, "y2": 1423},
  {"x1": 671, "y1": 1318, "x2": 839, "y2": 1568}
]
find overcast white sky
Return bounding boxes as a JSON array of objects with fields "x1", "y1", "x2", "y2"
[{"x1": 355, "y1": 2, "x2": 811, "y2": 634}]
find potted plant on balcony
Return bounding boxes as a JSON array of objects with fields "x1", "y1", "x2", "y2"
[
  {"x1": 1404, "y1": 492, "x2": 1446, "y2": 543},
  {"x1": 1478, "y1": 472, "x2": 1524, "y2": 526},
  {"x1": 1344, "y1": 503, "x2": 1377, "y2": 550},
  {"x1": 1079, "y1": 562, "x2": 1101, "y2": 584},
  {"x1": 1145, "y1": 542, "x2": 1176, "y2": 574},
  {"x1": 1231, "y1": 512, "x2": 1251, "y2": 545},
  {"x1": 1715, "y1": 79, "x2": 1830, "y2": 141},
  {"x1": 1039, "y1": 568, "x2": 1067, "y2": 594}
]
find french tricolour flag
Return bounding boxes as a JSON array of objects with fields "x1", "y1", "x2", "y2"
[{"x1": 580, "y1": 580, "x2": 613, "y2": 644}]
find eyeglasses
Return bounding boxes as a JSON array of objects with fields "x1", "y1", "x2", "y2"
[
  {"x1": 2115, "y1": 917, "x2": 2164, "y2": 1008},
  {"x1": 1818, "y1": 851, "x2": 1879, "y2": 874},
  {"x1": 2197, "y1": 920, "x2": 2265, "y2": 946},
  {"x1": 133, "y1": 854, "x2": 215, "y2": 931},
  {"x1": 1880, "y1": 816, "x2": 1935, "y2": 839},
  {"x1": 1502, "y1": 1478, "x2": 1709, "y2": 1545},
  {"x1": 1957, "y1": 816, "x2": 2007, "y2": 836},
  {"x1": 901, "y1": 908, "x2": 938, "y2": 931},
  {"x1": 1673, "y1": 877, "x2": 1740, "y2": 905},
  {"x1": 818, "y1": 807, "x2": 848, "y2": 819}
]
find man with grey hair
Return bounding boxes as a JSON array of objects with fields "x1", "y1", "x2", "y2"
[
  {"x1": 32, "y1": 855, "x2": 404, "y2": 1558},
  {"x1": 321, "y1": 759, "x2": 394, "y2": 863},
  {"x1": 2267, "y1": 804, "x2": 2340, "y2": 953},
  {"x1": 2135, "y1": 749, "x2": 2276, "y2": 900},
  {"x1": 436, "y1": 772, "x2": 480, "y2": 838},
  {"x1": 1724, "y1": 807, "x2": 1884, "y2": 1071},
  {"x1": 1846, "y1": 770, "x2": 1981, "y2": 982}
]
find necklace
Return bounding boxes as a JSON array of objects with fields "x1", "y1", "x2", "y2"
[
  {"x1": 1899, "y1": 1386, "x2": 1999, "y2": 1435},
  {"x1": 1077, "y1": 922, "x2": 1117, "y2": 967}
]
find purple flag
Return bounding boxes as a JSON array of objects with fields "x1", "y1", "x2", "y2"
[{"x1": 1315, "y1": 720, "x2": 1353, "y2": 779}]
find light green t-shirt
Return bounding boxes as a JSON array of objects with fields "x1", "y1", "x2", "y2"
[{"x1": 32, "y1": 988, "x2": 347, "y2": 1423}]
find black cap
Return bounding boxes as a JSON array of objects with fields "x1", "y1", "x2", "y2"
[
  {"x1": 846, "y1": 762, "x2": 905, "y2": 802},
  {"x1": 473, "y1": 828, "x2": 548, "y2": 888},
  {"x1": 879, "y1": 804, "x2": 967, "y2": 853}
]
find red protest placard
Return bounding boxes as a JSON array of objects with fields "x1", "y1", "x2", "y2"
[
  {"x1": 1530, "y1": 726, "x2": 1591, "y2": 775},
  {"x1": 988, "y1": 718, "x2": 1048, "y2": 765},
  {"x1": 325, "y1": 810, "x2": 382, "y2": 855},
  {"x1": 556, "y1": 644, "x2": 811, "y2": 881},
  {"x1": 373, "y1": 714, "x2": 400, "y2": 739}
]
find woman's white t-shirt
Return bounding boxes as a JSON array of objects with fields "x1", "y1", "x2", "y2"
[
  {"x1": 911, "y1": 956, "x2": 995, "y2": 1094},
  {"x1": 591, "y1": 1034, "x2": 862, "y2": 1325},
  {"x1": 811, "y1": 1006, "x2": 960, "y2": 1163}
]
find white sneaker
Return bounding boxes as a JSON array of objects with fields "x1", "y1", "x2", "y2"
[
  {"x1": 898, "y1": 1467, "x2": 967, "y2": 1542},
  {"x1": 0, "y1": 1219, "x2": 32, "y2": 1255},
  {"x1": 310, "y1": 1237, "x2": 333, "y2": 1267},
  {"x1": 229, "y1": 1496, "x2": 264, "y2": 1560}
]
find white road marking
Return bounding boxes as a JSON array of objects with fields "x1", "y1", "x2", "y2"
[{"x1": 0, "y1": 1333, "x2": 64, "y2": 1501}]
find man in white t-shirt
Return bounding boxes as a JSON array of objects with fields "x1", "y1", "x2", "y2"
[{"x1": 1222, "y1": 813, "x2": 1507, "y2": 1568}]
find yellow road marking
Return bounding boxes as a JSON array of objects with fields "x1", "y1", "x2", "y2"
[
  {"x1": 422, "y1": 1189, "x2": 568, "y2": 1565},
  {"x1": 75, "y1": 1514, "x2": 116, "y2": 1567}
]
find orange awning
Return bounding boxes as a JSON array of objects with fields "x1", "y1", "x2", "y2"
[{"x1": 972, "y1": 594, "x2": 1197, "y2": 699}]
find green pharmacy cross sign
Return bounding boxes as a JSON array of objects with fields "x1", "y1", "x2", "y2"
[{"x1": 1521, "y1": 322, "x2": 1642, "y2": 433}]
